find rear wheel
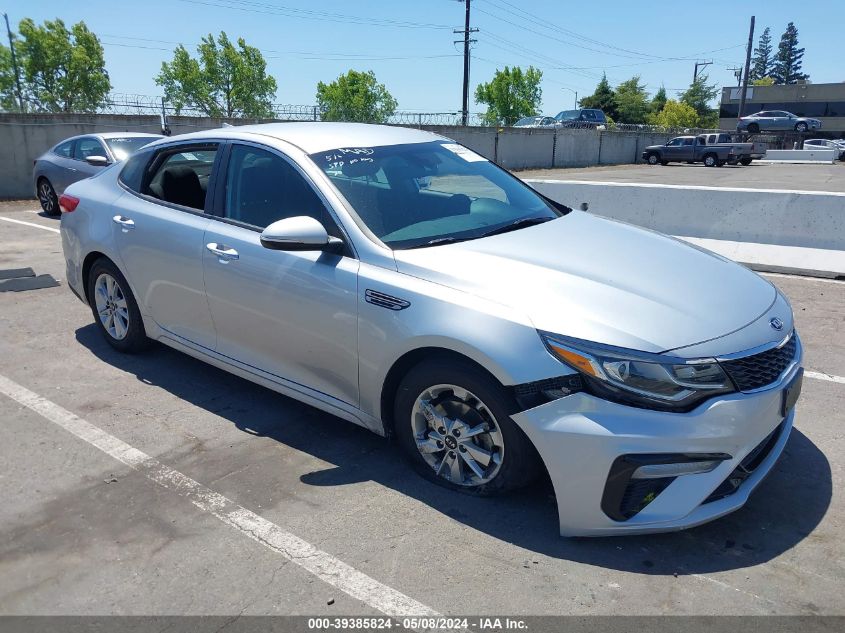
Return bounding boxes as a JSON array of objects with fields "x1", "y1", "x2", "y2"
[
  {"x1": 87, "y1": 259, "x2": 150, "y2": 353},
  {"x1": 747, "y1": 123, "x2": 760, "y2": 133},
  {"x1": 393, "y1": 359, "x2": 539, "y2": 495},
  {"x1": 717, "y1": 160, "x2": 727, "y2": 167},
  {"x1": 703, "y1": 153, "x2": 717, "y2": 167},
  {"x1": 740, "y1": 156, "x2": 753, "y2": 166},
  {"x1": 795, "y1": 122, "x2": 808, "y2": 133},
  {"x1": 37, "y1": 178, "x2": 59, "y2": 216}
]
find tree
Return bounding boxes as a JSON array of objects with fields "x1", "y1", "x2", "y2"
[
  {"x1": 649, "y1": 85, "x2": 667, "y2": 115},
  {"x1": 613, "y1": 75, "x2": 649, "y2": 124},
  {"x1": 157, "y1": 32, "x2": 277, "y2": 118},
  {"x1": 13, "y1": 18, "x2": 110, "y2": 112},
  {"x1": 474, "y1": 65, "x2": 542, "y2": 126},
  {"x1": 771, "y1": 22, "x2": 809, "y2": 84},
  {"x1": 752, "y1": 77, "x2": 775, "y2": 86},
  {"x1": 750, "y1": 27, "x2": 773, "y2": 81},
  {"x1": 680, "y1": 74, "x2": 719, "y2": 128},
  {"x1": 0, "y1": 44, "x2": 20, "y2": 110},
  {"x1": 653, "y1": 100, "x2": 699, "y2": 129},
  {"x1": 579, "y1": 73, "x2": 616, "y2": 119},
  {"x1": 316, "y1": 69, "x2": 397, "y2": 123}
]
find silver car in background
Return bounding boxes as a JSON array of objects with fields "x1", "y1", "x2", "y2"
[
  {"x1": 59, "y1": 123, "x2": 803, "y2": 536},
  {"x1": 33, "y1": 132, "x2": 162, "y2": 215},
  {"x1": 737, "y1": 110, "x2": 821, "y2": 133},
  {"x1": 803, "y1": 138, "x2": 845, "y2": 160}
]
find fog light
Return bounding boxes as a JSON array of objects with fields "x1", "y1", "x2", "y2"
[{"x1": 631, "y1": 460, "x2": 722, "y2": 479}]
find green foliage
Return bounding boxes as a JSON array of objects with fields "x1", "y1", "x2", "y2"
[
  {"x1": 474, "y1": 65, "x2": 542, "y2": 126},
  {"x1": 579, "y1": 73, "x2": 617, "y2": 119},
  {"x1": 613, "y1": 75, "x2": 649, "y2": 124},
  {"x1": 316, "y1": 69, "x2": 397, "y2": 123},
  {"x1": 649, "y1": 85, "x2": 667, "y2": 115},
  {"x1": 157, "y1": 32, "x2": 277, "y2": 118},
  {"x1": 772, "y1": 22, "x2": 809, "y2": 84},
  {"x1": 680, "y1": 74, "x2": 718, "y2": 127},
  {"x1": 0, "y1": 44, "x2": 19, "y2": 110},
  {"x1": 752, "y1": 77, "x2": 775, "y2": 86},
  {"x1": 653, "y1": 100, "x2": 699, "y2": 128},
  {"x1": 750, "y1": 27, "x2": 773, "y2": 81},
  {"x1": 12, "y1": 18, "x2": 110, "y2": 112}
]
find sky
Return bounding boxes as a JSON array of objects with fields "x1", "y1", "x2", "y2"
[{"x1": 7, "y1": 0, "x2": 843, "y2": 114}]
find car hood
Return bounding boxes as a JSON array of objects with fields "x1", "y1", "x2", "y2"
[{"x1": 392, "y1": 212, "x2": 776, "y2": 353}]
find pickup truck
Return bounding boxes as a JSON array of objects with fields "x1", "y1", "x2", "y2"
[
  {"x1": 701, "y1": 132, "x2": 767, "y2": 165},
  {"x1": 642, "y1": 136, "x2": 735, "y2": 167}
]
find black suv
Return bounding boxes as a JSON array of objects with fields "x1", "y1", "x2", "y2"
[{"x1": 554, "y1": 108, "x2": 607, "y2": 128}]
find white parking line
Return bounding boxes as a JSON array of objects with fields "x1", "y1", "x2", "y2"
[
  {"x1": 0, "y1": 216, "x2": 60, "y2": 234},
  {"x1": 805, "y1": 371, "x2": 845, "y2": 385},
  {"x1": 0, "y1": 373, "x2": 440, "y2": 619}
]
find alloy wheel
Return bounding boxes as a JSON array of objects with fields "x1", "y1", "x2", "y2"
[
  {"x1": 94, "y1": 273, "x2": 130, "y2": 340},
  {"x1": 38, "y1": 182, "x2": 55, "y2": 214},
  {"x1": 411, "y1": 384, "x2": 504, "y2": 487}
]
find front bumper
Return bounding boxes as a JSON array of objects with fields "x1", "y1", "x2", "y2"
[{"x1": 512, "y1": 342, "x2": 802, "y2": 537}]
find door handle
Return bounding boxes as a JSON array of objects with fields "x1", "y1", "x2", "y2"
[
  {"x1": 112, "y1": 215, "x2": 135, "y2": 231},
  {"x1": 206, "y1": 242, "x2": 239, "y2": 261}
]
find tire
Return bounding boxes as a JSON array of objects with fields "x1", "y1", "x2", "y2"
[
  {"x1": 393, "y1": 358, "x2": 540, "y2": 495},
  {"x1": 747, "y1": 123, "x2": 760, "y2": 134},
  {"x1": 703, "y1": 153, "x2": 717, "y2": 167},
  {"x1": 37, "y1": 178, "x2": 59, "y2": 216},
  {"x1": 87, "y1": 258, "x2": 150, "y2": 353},
  {"x1": 795, "y1": 122, "x2": 808, "y2": 133},
  {"x1": 740, "y1": 156, "x2": 753, "y2": 166},
  {"x1": 717, "y1": 160, "x2": 726, "y2": 167},
  {"x1": 660, "y1": 160, "x2": 669, "y2": 166},
  {"x1": 646, "y1": 153, "x2": 659, "y2": 166}
]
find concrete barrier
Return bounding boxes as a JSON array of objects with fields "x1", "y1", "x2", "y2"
[
  {"x1": 526, "y1": 179, "x2": 845, "y2": 251},
  {"x1": 761, "y1": 149, "x2": 836, "y2": 163}
]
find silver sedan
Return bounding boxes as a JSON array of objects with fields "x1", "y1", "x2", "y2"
[
  {"x1": 59, "y1": 123, "x2": 803, "y2": 536},
  {"x1": 33, "y1": 132, "x2": 162, "y2": 215}
]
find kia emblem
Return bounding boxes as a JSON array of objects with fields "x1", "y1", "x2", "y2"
[{"x1": 770, "y1": 317, "x2": 784, "y2": 331}]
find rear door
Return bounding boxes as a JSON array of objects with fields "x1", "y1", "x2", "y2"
[
  {"x1": 111, "y1": 142, "x2": 220, "y2": 349},
  {"x1": 677, "y1": 137, "x2": 696, "y2": 160},
  {"x1": 202, "y1": 141, "x2": 360, "y2": 406},
  {"x1": 47, "y1": 139, "x2": 81, "y2": 193}
]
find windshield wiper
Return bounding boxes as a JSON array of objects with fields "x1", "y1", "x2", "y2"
[
  {"x1": 404, "y1": 236, "x2": 474, "y2": 249},
  {"x1": 477, "y1": 216, "x2": 553, "y2": 238}
]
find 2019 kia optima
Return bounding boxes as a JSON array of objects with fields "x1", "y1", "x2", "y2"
[{"x1": 59, "y1": 123, "x2": 802, "y2": 536}]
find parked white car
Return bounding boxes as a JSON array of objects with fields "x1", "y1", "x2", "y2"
[{"x1": 803, "y1": 139, "x2": 845, "y2": 160}]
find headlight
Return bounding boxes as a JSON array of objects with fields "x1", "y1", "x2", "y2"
[{"x1": 541, "y1": 333, "x2": 735, "y2": 411}]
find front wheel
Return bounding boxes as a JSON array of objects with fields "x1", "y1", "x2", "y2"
[
  {"x1": 393, "y1": 359, "x2": 540, "y2": 495},
  {"x1": 740, "y1": 156, "x2": 753, "y2": 166},
  {"x1": 37, "y1": 179, "x2": 59, "y2": 216},
  {"x1": 795, "y1": 122, "x2": 808, "y2": 133},
  {"x1": 87, "y1": 258, "x2": 150, "y2": 353},
  {"x1": 646, "y1": 153, "x2": 659, "y2": 165}
]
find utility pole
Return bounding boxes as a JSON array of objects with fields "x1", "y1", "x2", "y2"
[
  {"x1": 738, "y1": 15, "x2": 755, "y2": 122},
  {"x1": 693, "y1": 60, "x2": 712, "y2": 83},
  {"x1": 454, "y1": 0, "x2": 478, "y2": 126},
  {"x1": 728, "y1": 66, "x2": 743, "y2": 84},
  {"x1": 3, "y1": 13, "x2": 24, "y2": 112}
]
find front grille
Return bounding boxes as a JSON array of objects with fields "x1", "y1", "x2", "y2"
[
  {"x1": 618, "y1": 477, "x2": 675, "y2": 519},
  {"x1": 721, "y1": 334, "x2": 797, "y2": 392},
  {"x1": 703, "y1": 422, "x2": 784, "y2": 503}
]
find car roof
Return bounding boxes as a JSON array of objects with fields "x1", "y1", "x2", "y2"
[
  {"x1": 53, "y1": 132, "x2": 163, "y2": 145},
  {"x1": 145, "y1": 122, "x2": 449, "y2": 155}
]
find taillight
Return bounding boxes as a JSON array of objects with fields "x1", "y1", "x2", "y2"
[{"x1": 59, "y1": 194, "x2": 80, "y2": 213}]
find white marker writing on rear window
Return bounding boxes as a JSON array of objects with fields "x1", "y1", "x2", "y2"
[{"x1": 441, "y1": 143, "x2": 486, "y2": 162}]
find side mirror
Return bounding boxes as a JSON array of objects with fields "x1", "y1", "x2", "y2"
[
  {"x1": 260, "y1": 216, "x2": 344, "y2": 253},
  {"x1": 85, "y1": 155, "x2": 110, "y2": 167}
]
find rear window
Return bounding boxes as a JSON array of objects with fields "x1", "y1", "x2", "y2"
[{"x1": 118, "y1": 150, "x2": 153, "y2": 193}]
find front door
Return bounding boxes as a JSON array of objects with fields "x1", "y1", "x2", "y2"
[
  {"x1": 202, "y1": 142, "x2": 360, "y2": 407},
  {"x1": 112, "y1": 143, "x2": 220, "y2": 349}
]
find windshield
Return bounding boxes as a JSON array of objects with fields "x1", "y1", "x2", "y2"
[
  {"x1": 555, "y1": 110, "x2": 580, "y2": 121},
  {"x1": 309, "y1": 141, "x2": 562, "y2": 250},
  {"x1": 105, "y1": 136, "x2": 160, "y2": 161},
  {"x1": 515, "y1": 116, "x2": 540, "y2": 126}
]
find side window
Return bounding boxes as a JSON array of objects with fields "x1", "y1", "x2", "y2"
[
  {"x1": 75, "y1": 137, "x2": 107, "y2": 160},
  {"x1": 145, "y1": 146, "x2": 218, "y2": 211},
  {"x1": 583, "y1": 110, "x2": 596, "y2": 121},
  {"x1": 682, "y1": 138, "x2": 694, "y2": 146},
  {"x1": 118, "y1": 149, "x2": 154, "y2": 193},
  {"x1": 224, "y1": 144, "x2": 328, "y2": 230},
  {"x1": 54, "y1": 140, "x2": 74, "y2": 158},
  {"x1": 666, "y1": 138, "x2": 682, "y2": 146}
]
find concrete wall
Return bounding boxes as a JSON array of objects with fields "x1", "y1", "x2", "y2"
[
  {"x1": 527, "y1": 179, "x2": 845, "y2": 251},
  {"x1": 0, "y1": 113, "x2": 673, "y2": 199},
  {"x1": 762, "y1": 149, "x2": 836, "y2": 163}
]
